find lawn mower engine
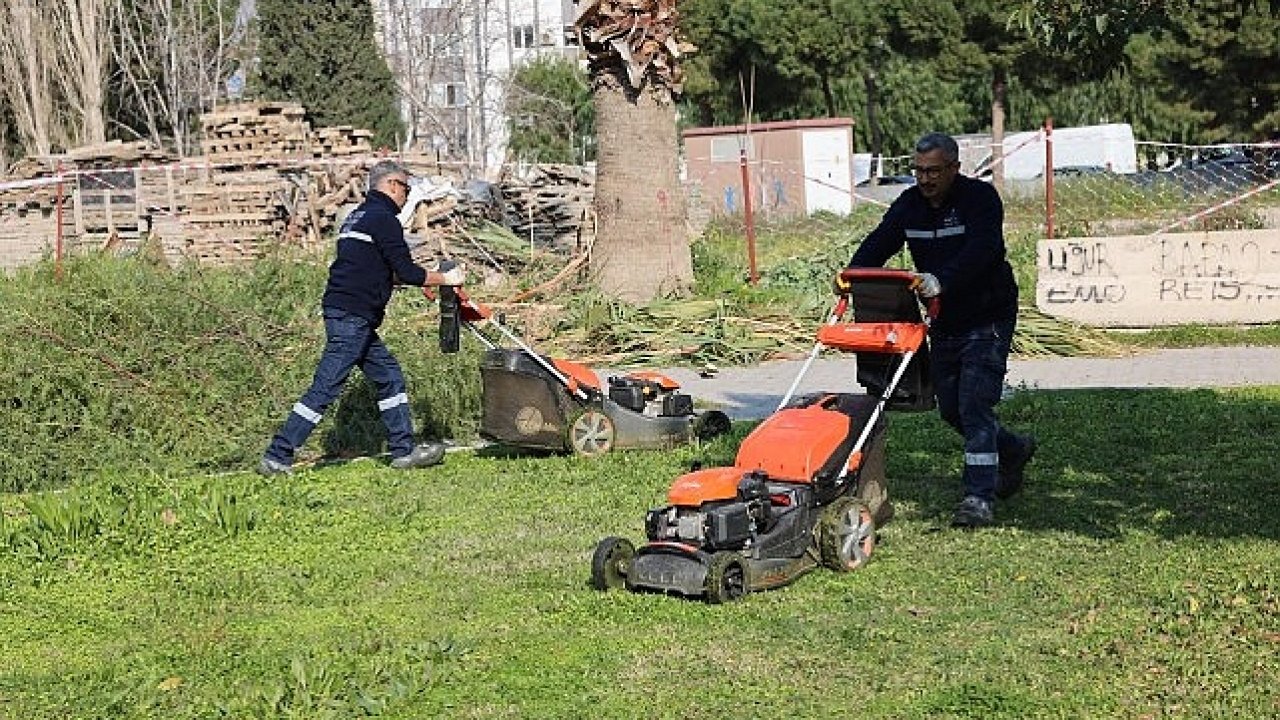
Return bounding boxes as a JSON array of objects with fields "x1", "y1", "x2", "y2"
[
  {"x1": 646, "y1": 472, "x2": 775, "y2": 551},
  {"x1": 621, "y1": 469, "x2": 826, "y2": 600},
  {"x1": 607, "y1": 374, "x2": 694, "y2": 419}
]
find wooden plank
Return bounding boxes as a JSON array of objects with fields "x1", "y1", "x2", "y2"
[{"x1": 186, "y1": 212, "x2": 279, "y2": 223}]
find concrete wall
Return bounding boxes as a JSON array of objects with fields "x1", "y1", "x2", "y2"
[
  {"x1": 684, "y1": 118, "x2": 853, "y2": 220},
  {"x1": 1036, "y1": 229, "x2": 1280, "y2": 326}
]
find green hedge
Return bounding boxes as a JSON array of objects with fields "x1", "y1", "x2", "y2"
[{"x1": 0, "y1": 254, "x2": 481, "y2": 492}]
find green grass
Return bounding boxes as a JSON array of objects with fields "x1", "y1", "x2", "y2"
[
  {"x1": 4, "y1": 387, "x2": 1279, "y2": 718},
  {"x1": 0, "y1": 254, "x2": 481, "y2": 493},
  {"x1": 4, "y1": 210, "x2": 1279, "y2": 717},
  {"x1": 1107, "y1": 323, "x2": 1280, "y2": 348}
]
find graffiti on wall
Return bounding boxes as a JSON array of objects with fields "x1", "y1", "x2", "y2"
[
  {"x1": 718, "y1": 174, "x2": 794, "y2": 215},
  {"x1": 1036, "y1": 230, "x2": 1280, "y2": 326}
]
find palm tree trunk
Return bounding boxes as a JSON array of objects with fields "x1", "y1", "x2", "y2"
[{"x1": 590, "y1": 66, "x2": 692, "y2": 302}]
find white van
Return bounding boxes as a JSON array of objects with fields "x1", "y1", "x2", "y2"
[{"x1": 971, "y1": 123, "x2": 1139, "y2": 180}]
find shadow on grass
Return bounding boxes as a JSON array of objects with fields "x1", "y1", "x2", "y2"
[
  {"x1": 472, "y1": 444, "x2": 561, "y2": 459},
  {"x1": 319, "y1": 376, "x2": 466, "y2": 459},
  {"x1": 883, "y1": 387, "x2": 1280, "y2": 540}
]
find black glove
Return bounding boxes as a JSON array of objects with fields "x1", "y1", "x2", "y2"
[{"x1": 438, "y1": 283, "x2": 461, "y2": 354}]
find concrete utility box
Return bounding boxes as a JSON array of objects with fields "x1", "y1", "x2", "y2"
[{"x1": 683, "y1": 118, "x2": 854, "y2": 219}]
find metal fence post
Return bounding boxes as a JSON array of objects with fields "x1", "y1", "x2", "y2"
[
  {"x1": 740, "y1": 147, "x2": 758, "y2": 285},
  {"x1": 1044, "y1": 117, "x2": 1055, "y2": 240}
]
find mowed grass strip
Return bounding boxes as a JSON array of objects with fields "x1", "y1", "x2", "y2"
[{"x1": 3, "y1": 387, "x2": 1279, "y2": 719}]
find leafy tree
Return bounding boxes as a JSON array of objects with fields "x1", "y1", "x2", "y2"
[
  {"x1": 681, "y1": 0, "x2": 812, "y2": 126},
  {"x1": 506, "y1": 56, "x2": 594, "y2": 164},
  {"x1": 681, "y1": 0, "x2": 890, "y2": 147},
  {"x1": 1012, "y1": 0, "x2": 1278, "y2": 141},
  {"x1": 683, "y1": 0, "x2": 1043, "y2": 155},
  {"x1": 1142, "y1": 0, "x2": 1279, "y2": 141},
  {"x1": 252, "y1": 0, "x2": 404, "y2": 148},
  {"x1": 1010, "y1": 0, "x2": 1167, "y2": 80},
  {"x1": 682, "y1": 0, "x2": 1274, "y2": 157}
]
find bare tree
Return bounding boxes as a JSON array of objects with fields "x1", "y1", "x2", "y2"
[
  {"x1": 576, "y1": 0, "x2": 693, "y2": 302},
  {"x1": 0, "y1": 0, "x2": 57, "y2": 156},
  {"x1": 111, "y1": 0, "x2": 238, "y2": 156},
  {"x1": 49, "y1": 0, "x2": 112, "y2": 146},
  {"x1": 375, "y1": 0, "x2": 519, "y2": 173},
  {"x1": 377, "y1": 0, "x2": 472, "y2": 157}
]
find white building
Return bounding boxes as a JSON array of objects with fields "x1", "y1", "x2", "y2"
[{"x1": 374, "y1": 0, "x2": 583, "y2": 176}]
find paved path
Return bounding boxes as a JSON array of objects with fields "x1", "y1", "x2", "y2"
[{"x1": 655, "y1": 346, "x2": 1280, "y2": 420}]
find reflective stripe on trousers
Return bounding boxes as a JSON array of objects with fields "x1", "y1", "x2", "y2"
[{"x1": 265, "y1": 308, "x2": 415, "y2": 463}]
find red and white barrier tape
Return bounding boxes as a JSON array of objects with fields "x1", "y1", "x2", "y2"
[
  {"x1": 0, "y1": 150, "x2": 480, "y2": 195},
  {"x1": 1147, "y1": 176, "x2": 1280, "y2": 237}
]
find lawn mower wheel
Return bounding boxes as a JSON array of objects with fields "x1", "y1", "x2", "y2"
[{"x1": 590, "y1": 536, "x2": 635, "y2": 591}]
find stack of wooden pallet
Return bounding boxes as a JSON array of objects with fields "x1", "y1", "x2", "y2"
[
  {"x1": 0, "y1": 181, "x2": 67, "y2": 268},
  {"x1": 157, "y1": 169, "x2": 292, "y2": 264},
  {"x1": 501, "y1": 164, "x2": 596, "y2": 250},
  {"x1": 310, "y1": 126, "x2": 375, "y2": 157},
  {"x1": 200, "y1": 102, "x2": 313, "y2": 165},
  {"x1": 6, "y1": 140, "x2": 171, "y2": 180},
  {"x1": 0, "y1": 140, "x2": 173, "y2": 266}
]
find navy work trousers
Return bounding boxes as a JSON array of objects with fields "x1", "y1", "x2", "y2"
[
  {"x1": 929, "y1": 318, "x2": 1023, "y2": 502},
  {"x1": 266, "y1": 308, "x2": 415, "y2": 464}
]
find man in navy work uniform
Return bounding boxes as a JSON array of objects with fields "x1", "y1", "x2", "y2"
[
  {"x1": 259, "y1": 160, "x2": 465, "y2": 476},
  {"x1": 840, "y1": 131, "x2": 1035, "y2": 527}
]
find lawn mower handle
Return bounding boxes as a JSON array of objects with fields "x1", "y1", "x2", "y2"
[
  {"x1": 433, "y1": 284, "x2": 590, "y2": 400},
  {"x1": 778, "y1": 268, "x2": 937, "y2": 412},
  {"x1": 836, "y1": 267, "x2": 940, "y2": 320}
]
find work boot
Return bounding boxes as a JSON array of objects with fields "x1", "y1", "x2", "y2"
[
  {"x1": 257, "y1": 456, "x2": 293, "y2": 477},
  {"x1": 951, "y1": 495, "x2": 994, "y2": 528},
  {"x1": 996, "y1": 434, "x2": 1038, "y2": 500},
  {"x1": 390, "y1": 442, "x2": 446, "y2": 470}
]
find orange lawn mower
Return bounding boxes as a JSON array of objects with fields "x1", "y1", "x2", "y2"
[
  {"x1": 589, "y1": 268, "x2": 938, "y2": 602},
  {"x1": 435, "y1": 282, "x2": 731, "y2": 456}
]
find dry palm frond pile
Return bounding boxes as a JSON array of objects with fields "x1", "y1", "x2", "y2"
[
  {"x1": 455, "y1": 221, "x2": 1131, "y2": 368},
  {"x1": 1013, "y1": 308, "x2": 1132, "y2": 357},
  {"x1": 574, "y1": 0, "x2": 692, "y2": 93}
]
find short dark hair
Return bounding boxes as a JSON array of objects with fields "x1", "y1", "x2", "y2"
[
  {"x1": 368, "y1": 159, "x2": 411, "y2": 191},
  {"x1": 914, "y1": 132, "x2": 959, "y2": 163}
]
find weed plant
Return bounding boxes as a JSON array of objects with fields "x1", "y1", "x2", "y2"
[{"x1": 0, "y1": 253, "x2": 480, "y2": 492}]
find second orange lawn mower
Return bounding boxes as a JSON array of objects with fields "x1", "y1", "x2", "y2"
[
  {"x1": 436, "y1": 283, "x2": 731, "y2": 456},
  {"x1": 589, "y1": 268, "x2": 937, "y2": 602}
]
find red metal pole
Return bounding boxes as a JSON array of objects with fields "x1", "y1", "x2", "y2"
[
  {"x1": 740, "y1": 147, "x2": 759, "y2": 285},
  {"x1": 1044, "y1": 117, "x2": 1055, "y2": 240},
  {"x1": 54, "y1": 163, "x2": 65, "y2": 281}
]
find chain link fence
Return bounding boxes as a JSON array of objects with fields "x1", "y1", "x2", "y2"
[
  {"x1": 863, "y1": 138, "x2": 1280, "y2": 239},
  {"x1": 4, "y1": 133, "x2": 1278, "y2": 279}
]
